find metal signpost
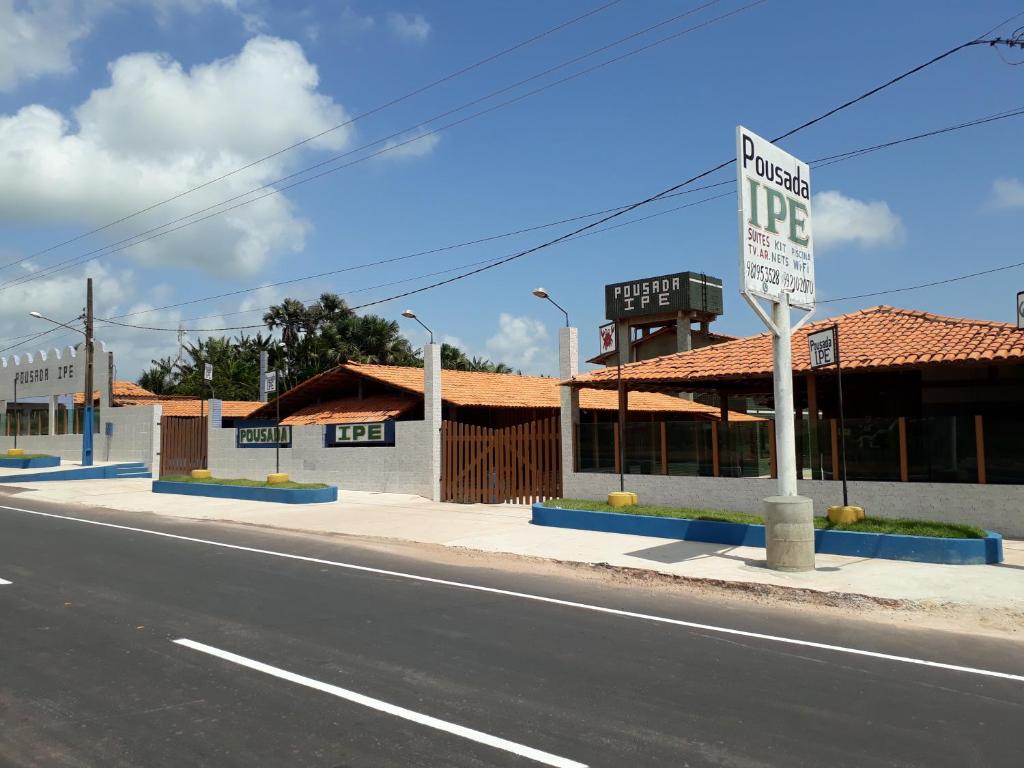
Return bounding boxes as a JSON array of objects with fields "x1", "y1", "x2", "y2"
[
  {"x1": 265, "y1": 370, "x2": 280, "y2": 474},
  {"x1": 202, "y1": 363, "x2": 213, "y2": 469},
  {"x1": 599, "y1": 324, "x2": 626, "y2": 492},
  {"x1": 1017, "y1": 291, "x2": 1024, "y2": 330},
  {"x1": 736, "y1": 126, "x2": 817, "y2": 571},
  {"x1": 808, "y1": 326, "x2": 849, "y2": 507}
]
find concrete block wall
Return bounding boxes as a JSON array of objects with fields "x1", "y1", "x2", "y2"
[
  {"x1": 0, "y1": 404, "x2": 160, "y2": 468},
  {"x1": 207, "y1": 420, "x2": 435, "y2": 497},
  {"x1": 563, "y1": 471, "x2": 1024, "y2": 537}
]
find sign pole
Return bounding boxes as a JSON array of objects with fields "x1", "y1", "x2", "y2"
[
  {"x1": 771, "y1": 293, "x2": 798, "y2": 496},
  {"x1": 275, "y1": 371, "x2": 281, "y2": 476},
  {"x1": 835, "y1": 328, "x2": 849, "y2": 507},
  {"x1": 617, "y1": 360, "x2": 625, "y2": 493},
  {"x1": 12, "y1": 375, "x2": 17, "y2": 451}
]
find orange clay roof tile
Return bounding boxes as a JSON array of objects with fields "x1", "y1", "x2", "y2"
[
  {"x1": 568, "y1": 306, "x2": 1024, "y2": 388},
  {"x1": 281, "y1": 395, "x2": 417, "y2": 426}
]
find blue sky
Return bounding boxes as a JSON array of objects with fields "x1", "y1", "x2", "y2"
[{"x1": 0, "y1": 0, "x2": 1021, "y2": 378}]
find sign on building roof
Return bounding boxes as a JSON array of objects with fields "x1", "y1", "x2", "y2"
[
  {"x1": 604, "y1": 272, "x2": 723, "y2": 321},
  {"x1": 736, "y1": 126, "x2": 815, "y2": 309},
  {"x1": 598, "y1": 322, "x2": 616, "y2": 355}
]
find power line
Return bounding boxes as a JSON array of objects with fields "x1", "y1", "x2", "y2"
[
  {"x1": 99, "y1": 104, "x2": 1024, "y2": 325},
  {"x1": 0, "y1": 325, "x2": 70, "y2": 358},
  {"x1": 819, "y1": 261, "x2": 1024, "y2": 304},
  {"x1": 50, "y1": 32, "x2": 1024, "y2": 334},
  {"x1": 0, "y1": 0, "x2": 742, "y2": 289},
  {"x1": 0, "y1": 0, "x2": 626, "y2": 272}
]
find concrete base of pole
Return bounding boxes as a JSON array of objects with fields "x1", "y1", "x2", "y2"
[
  {"x1": 6, "y1": 448, "x2": 24, "y2": 457},
  {"x1": 763, "y1": 495, "x2": 816, "y2": 572},
  {"x1": 266, "y1": 473, "x2": 290, "y2": 485},
  {"x1": 190, "y1": 469, "x2": 212, "y2": 480}
]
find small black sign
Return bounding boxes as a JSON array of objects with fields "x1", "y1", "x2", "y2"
[{"x1": 326, "y1": 421, "x2": 396, "y2": 447}]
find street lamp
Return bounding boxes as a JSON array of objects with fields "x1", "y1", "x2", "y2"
[
  {"x1": 29, "y1": 289, "x2": 95, "y2": 466},
  {"x1": 401, "y1": 309, "x2": 434, "y2": 344},
  {"x1": 531, "y1": 287, "x2": 569, "y2": 327}
]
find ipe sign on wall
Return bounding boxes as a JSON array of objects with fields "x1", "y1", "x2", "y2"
[
  {"x1": 326, "y1": 421, "x2": 396, "y2": 447},
  {"x1": 736, "y1": 126, "x2": 815, "y2": 308}
]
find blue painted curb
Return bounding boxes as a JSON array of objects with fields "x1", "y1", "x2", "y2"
[
  {"x1": 531, "y1": 504, "x2": 1003, "y2": 565},
  {"x1": 0, "y1": 456, "x2": 60, "y2": 469},
  {"x1": 0, "y1": 463, "x2": 149, "y2": 482},
  {"x1": 152, "y1": 480, "x2": 338, "y2": 504}
]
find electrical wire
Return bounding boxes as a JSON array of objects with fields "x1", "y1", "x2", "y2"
[
  {"x1": 37, "y1": 29, "x2": 1024, "y2": 335},
  {"x1": 0, "y1": 0, "x2": 627, "y2": 272},
  {"x1": 96, "y1": 104, "x2": 1024, "y2": 327},
  {"x1": 0, "y1": 0, "x2": 742, "y2": 288}
]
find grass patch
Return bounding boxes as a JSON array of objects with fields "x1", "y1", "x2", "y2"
[
  {"x1": 2, "y1": 454, "x2": 55, "y2": 460},
  {"x1": 544, "y1": 499, "x2": 986, "y2": 540},
  {"x1": 163, "y1": 475, "x2": 328, "y2": 490}
]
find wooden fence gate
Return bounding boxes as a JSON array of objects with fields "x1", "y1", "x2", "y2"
[
  {"x1": 442, "y1": 416, "x2": 561, "y2": 504},
  {"x1": 159, "y1": 416, "x2": 207, "y2": 477}
]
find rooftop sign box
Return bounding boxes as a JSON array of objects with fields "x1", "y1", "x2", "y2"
[
  {"x1": 736, "y1": 126, "x2": 815, "y2": 309},
  {"x1": 326, "y1": 421, "x2": 395, "y2": 447},
  {"x1": 0, "y1": 342, "x2": 113, "y2": 403},
  {"x1": 604, "y1": 272, "x2": 723, "y2": 321}
]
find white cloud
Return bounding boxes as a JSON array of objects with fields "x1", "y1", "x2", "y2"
[
  {"x1": 812, "y1": 190, "x2": 905, "y2": 252},
  {"x1": 0, "y1": 0, "x2": 92, "y2": 92},
  {"x1": 991, "y1": 178, "x2": 1024, "y2": 210},
  {"x1": 0, "y1": 1, "x2": 267, "y2": 92},
  {"x1": 387, "y1": 11, "x2": 430, "y2": 42},
  {"x1": 340, "y1": 4, "x2": 375, "y2": 33},
  {"x1": 0, "y1": 36, "x2": 352, "y2": 276},
  {"x1": 381, "y1": 128, "x2": 441, "y2": 159},
  {"x1": 485, "y1": 313, "x2": 554, "y2": 375}
]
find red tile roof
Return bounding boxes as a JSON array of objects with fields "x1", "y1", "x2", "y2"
[
  {"x1": 281, "y1": 394, "x2": 417, "y2": 426},
  {"x1": 569, "y1": 306, "x2": 1024, "y2": 390},
  {"x1": 252, "y1": 362, "x2": 758, "y2": 421},
  {"x1": 116, "y1": 397, "x2": 263, "y2": 418}
]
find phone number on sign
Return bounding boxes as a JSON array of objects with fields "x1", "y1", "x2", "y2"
[{"x1": 746, "y1": 262, "x2": 780, "y2": 285}]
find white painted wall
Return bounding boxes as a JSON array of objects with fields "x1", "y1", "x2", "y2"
[
  {"x1": 0, "y1": 404, "x2": 161, "y2": 468},
  {"x1": 563, "y1": 471, "x2": 1024, "y2": 537},
  {"x1": 207, "y1": 420, "x2": 435, "y2": 497}
]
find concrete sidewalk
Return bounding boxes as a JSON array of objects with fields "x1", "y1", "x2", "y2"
[{"x1": 4, "y1": 478, "x2": 1023, "y2": 614}]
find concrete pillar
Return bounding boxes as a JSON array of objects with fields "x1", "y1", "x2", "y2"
[
  {"x1": 676, "y1": 311, "x2": 692, "y2": 353},
  {"x1": 424, "y1": 343, "x2": 442, "y2": 502},
  {"x1": 763, "y1": 495, "x2": 815, "y2": 572},
  {"x1": 615, "y1": 320, "x2": 631, "y2": 366},
  {"x1": 48, "y1": 395, "x2": 57, "y2": 436},
  {"x1": 559, "y1": 327, "x2": 580, "y2": 481}
]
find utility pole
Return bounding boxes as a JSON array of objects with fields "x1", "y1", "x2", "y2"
[{"x1": 82, "y1": 277, "x2": 94, "y2": 466}]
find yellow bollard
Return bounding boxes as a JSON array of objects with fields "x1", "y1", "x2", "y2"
[
  {"x1": 607, "y1": 491, "x2": 637, "y2": 508},
  {"x1": 827, "y1": 505, "x2": 865, "y2": 524},
  {"x1": 266, "y1": 473, "x2": 290, "y2": 485},
  {"x1": 6, "y1": 448, "x2": 25, "y2": 457},
  {"x1": 190, "y1": 469, "x2": 212, "y2": 480}
]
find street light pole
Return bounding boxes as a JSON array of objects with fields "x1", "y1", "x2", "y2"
[{"x1": 83, "y1": 278, "x2": 94, "y2": 466}]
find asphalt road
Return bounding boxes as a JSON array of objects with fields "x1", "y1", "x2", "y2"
[{"x1": 1, "y1": 493, "x2": 1022, "y2": 768}]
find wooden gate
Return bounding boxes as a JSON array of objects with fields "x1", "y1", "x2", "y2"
[
  {"x1": 442, "y1": 416, "x2": 561, "y2": 504},
  {"x1": 159, "y1": 416, "x2": 207, "y2": 477}
]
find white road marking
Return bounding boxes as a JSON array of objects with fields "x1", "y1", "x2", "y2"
[
  {"x1": 174, "y1": 638, "x2": 587, "y2": 768},
  {"x1": 0, "y1": 577, "x2": 11, "y2": 585},
  {"x1": 4, "y1": 504, "x2": 1024, "y2": 685}
]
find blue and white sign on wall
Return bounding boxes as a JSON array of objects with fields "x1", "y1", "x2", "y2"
[
  {"x1": 326, "y1": 421, "x2": 395, "y2": 447},
  {"x1": 236, "y1": 421, "x2": 292, "y2": 448}
]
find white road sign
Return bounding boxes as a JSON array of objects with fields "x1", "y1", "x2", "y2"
[
  {"x1": 807, "y1": 327, "x2": 838, "y2": 369},
  {"x1": 736, "y1": 126, "x2": 815, "y2": 308},
  {"x1": 265, "y1": 370, "x2": 277, "y2": 393},
  {"x1": 203, "y1": 363, "x2": 213, "y2": 382}
]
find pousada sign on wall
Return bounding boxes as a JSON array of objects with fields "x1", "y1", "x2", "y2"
[
  {"x1": 736, "y1": 126, "x2": 815, "y2": 309},
  {"x1": 326, "y1": 421, "x2": 395, "y2": 447},
  {"x1": 236, "y1": 423, "x2": 292, "y2": 448}
]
